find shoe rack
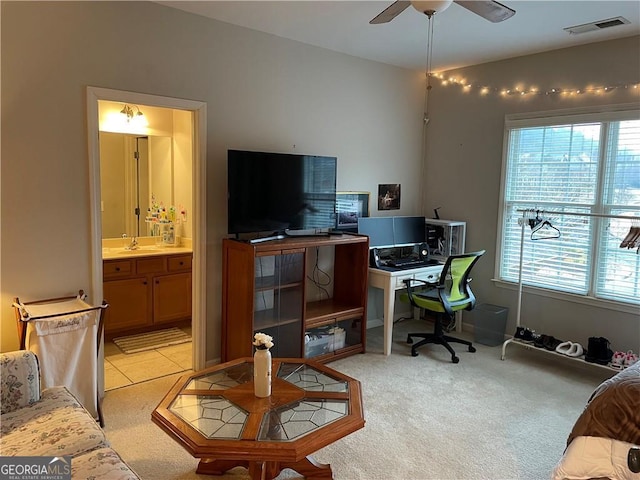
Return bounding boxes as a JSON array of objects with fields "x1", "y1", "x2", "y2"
[
  {"x1": 501, "y1": 209, "x2": 632, "y2": 375},
  {"x1": 502, "y1": 338, "x2": 619, "y2": 373}
]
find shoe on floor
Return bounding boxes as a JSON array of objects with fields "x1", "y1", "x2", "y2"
[
  {"x1": 514, "y1": 326, "x2": 534, "y2": 343},
  {"x1": 566, "y1": 343, "x2": 584, "y2": 357},
  {"x1": 515, "y1": 326, "x2": 532, "y2": 343},
  {"x1": 585, "y1": 336, "x2": 613, "y2": 365},
  {"x1": 555, "y1": 341, "x2": 584, "y2": 357},
  {"x1": 624, "y1": 350, "x2": 638, "y2": 368},
  {"x1": 543, "y1": 335, "x2": 562, "y2": 351},
  {"x1": 556, "y1": 341, "x2": 573, "y2": 355},
  {"x1": 532, "y1": 333, "x2": 544, "y2": 348},
  {"x1": 609, "y1": 351, "x2": 626, "y2": 369},
  {"x1": 610, "y1": 351, "x2": 626, "y2": 369}
]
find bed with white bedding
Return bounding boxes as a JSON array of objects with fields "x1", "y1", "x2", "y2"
[{"x1": 552, "y1": 361, "x2": 640, "y2": 480}]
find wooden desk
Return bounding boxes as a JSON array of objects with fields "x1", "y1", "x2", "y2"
[
  {"x1": 368, "y1": 264, "x2": 443, "y2": 356},
  {"x1": 152, "y1": 357, "x2": 364, "y2": 480}
]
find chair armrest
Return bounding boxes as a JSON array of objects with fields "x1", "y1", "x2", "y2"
[
  {"x1": 403, "y1": 278, "x2": 439, "y2": 307},
  {"x1": 1, "y1": 350, "x2": 41, "y2": 414}
]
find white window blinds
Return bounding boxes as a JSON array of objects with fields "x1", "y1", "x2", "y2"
[{"x1": 498, "y1": 110, "x2": 640, "y2": 305}]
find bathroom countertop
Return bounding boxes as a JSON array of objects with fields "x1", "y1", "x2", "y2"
[{"x1": 102, "y1": 246, "x2": 193, "y2": 260}]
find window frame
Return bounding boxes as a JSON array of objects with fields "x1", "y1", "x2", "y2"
[{"x1": 495, "y1": 104, "x2": 640, "y2": 310}]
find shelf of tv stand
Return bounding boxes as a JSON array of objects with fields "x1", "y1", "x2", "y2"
[
  {"x1": 255, "y1": 278, "x2": 302, "y2": 292},
  {"x1": 254, "y1": 312, "x2": 301, "y2": 331},
  {"x1": 305, "y1": 299, "x2": 364, "y2": 328}
]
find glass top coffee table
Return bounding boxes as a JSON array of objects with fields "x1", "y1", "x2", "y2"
[{"x1": 151, "y1": 357, "x2": 365, "y2": 479}]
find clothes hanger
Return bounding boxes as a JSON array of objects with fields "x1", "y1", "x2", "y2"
[
  {"x1": 620, "y1": 225, "x2": 639, "y2": 248},
  {"x1": 531, "y1": 218, "x2": 561, "y2": 240},
  {"x1": 528, "y1": 210, "x2": 543, "y2": 230},
  {"x1": 627, "y1": 223, "x2": 640, "y2": 249}
]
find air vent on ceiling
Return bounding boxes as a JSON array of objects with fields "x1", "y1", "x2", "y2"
[{"x1": 564, "y1": 16, "x2": 630, "y2": 35}]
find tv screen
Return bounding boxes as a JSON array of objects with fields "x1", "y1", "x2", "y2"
[{"x1": 228, "y1": 150, "x2": 337, "y2": 235}]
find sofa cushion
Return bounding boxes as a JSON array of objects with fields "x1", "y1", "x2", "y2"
[
  {"x1": 72, "y1": 447, "x2": 140, "y2": 480},
  {"x1": 1, "y1": 350, "x2": 40, "y2": 414},
  {"x1": 0, "y1": 386, "x2": 108, "y2": 457}
]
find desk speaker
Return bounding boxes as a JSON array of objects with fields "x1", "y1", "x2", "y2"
[
  {"x1": 418, "y1": 242, "x2": 429, "y2": 261},
  {"x1": 370, "y1": 248, "x2": 381, "y2": 268}
]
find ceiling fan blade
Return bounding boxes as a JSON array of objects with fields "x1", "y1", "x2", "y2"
[
  {"x1": 454, "y1": 1, "x2": 515, "y2": 23},
  {"x1": 370, "y1": 1, "x2": 412, "y2": 24}
]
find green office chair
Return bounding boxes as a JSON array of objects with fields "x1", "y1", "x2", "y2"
[{"x1": 400, "y1": 250, "x2": 485, "y2": 363}]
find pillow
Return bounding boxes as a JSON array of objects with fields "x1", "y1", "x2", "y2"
[{"x1": 552, "y1": 436, "x2": 640, "y2": 480}]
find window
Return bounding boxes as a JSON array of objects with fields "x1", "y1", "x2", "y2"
[{"x1": 498, "y1": 108, "x2": 640, "y2": 306}]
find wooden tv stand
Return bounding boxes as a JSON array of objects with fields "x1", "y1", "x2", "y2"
[{"x1": 221, "y1": 234, "x2": 369, "y2": 363}]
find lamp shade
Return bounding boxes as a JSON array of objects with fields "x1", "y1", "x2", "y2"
[{"x1": 411, "y1": 0, "x2": 453, "y2": 14}]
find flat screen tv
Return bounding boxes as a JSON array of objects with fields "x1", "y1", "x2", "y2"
[{"x1": 228, "y1": 149, "x2": 337, "y2": 237}]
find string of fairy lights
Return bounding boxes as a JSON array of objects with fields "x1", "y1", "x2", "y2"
[{"x1": 428, "y1": 72, "x2": 640, "y2": 99}]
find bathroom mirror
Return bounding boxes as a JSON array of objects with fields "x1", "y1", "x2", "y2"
[{"x1": 100, "y1": 132, "x2": 173, "y2": 238}]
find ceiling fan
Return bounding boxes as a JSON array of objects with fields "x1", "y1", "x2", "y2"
[{"x1": 370, "y1": 0, "x2": 516, "y2": 24}]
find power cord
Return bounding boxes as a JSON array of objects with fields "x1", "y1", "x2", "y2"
[
  {"x1": 258, "y1": 257, "x2": 268, "y2": 311},
  {"x1": 307, "y1": 247, "x2": 331, "y2": 299}
]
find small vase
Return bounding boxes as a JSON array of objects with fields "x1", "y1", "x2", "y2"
[{"x1": 253, "y1": 348, "x2": 272, "y2": 398}]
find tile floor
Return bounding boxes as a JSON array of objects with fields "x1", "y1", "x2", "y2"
[{"x1": 104, "y1": 339, "x2": 192, "y2": 391}]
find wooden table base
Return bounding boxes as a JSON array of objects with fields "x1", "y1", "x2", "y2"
[{"x1": 196, "y1": 456, "x2": 333, "y2": 480}]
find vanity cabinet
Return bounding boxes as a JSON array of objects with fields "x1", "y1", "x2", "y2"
[
  {"x1": 103, "y1": 277, "x2": 152, "y2": 332},
  {"x1": 103, "y1": 253, "x2": 192, "y2": 336},
  {"x1": 221, "y1": 235, "x2": 369, "y2": 363},
  {"x1": 153, "y1": 272, "x2": 192, "y2": 324}
]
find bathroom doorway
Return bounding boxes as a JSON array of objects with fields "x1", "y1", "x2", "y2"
[{"x1": 86, "y1": 87, "x2": 207, "y2": 394}]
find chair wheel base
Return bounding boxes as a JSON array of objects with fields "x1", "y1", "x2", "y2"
[
  {"x1": 469, "y1": 346, "x2": 476, "y2": 353},
  {"x1": 452, "y1": 356, "x2": 460, "y2": 364},
  {"x1": 406, "y1": 335, "x2": 413, "y2": 345},
  {"x1": 411, "y1": 350, "x2": 419, "y2": 357}
]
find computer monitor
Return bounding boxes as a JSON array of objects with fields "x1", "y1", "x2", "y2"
[
  {"x1": 392, "y1": 216, "x2": 426, "y2": 246},
  {"x1": 357, "y1": 217, "x2": 395, "y2": 248}
]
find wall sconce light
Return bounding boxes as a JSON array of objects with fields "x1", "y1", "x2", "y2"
[{"x1": 119, "y1": 104, "x2": 148, "y2": 127}]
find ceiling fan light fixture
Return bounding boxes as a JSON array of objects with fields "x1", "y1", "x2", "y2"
[{"x1": 411, "y1": 0, "x2": 453, "y2": 16}]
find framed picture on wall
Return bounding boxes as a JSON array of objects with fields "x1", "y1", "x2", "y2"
[
  {"x1": 336, "y1": 192, "x2": 370, "y2": 231},
  {"x1": 378, "y1": 184, "x2": 400, "y2": 210}
]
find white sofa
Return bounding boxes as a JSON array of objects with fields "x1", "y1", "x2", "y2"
[{"x1": 0, "y1": 350, "x2": 140, "y2": 479}]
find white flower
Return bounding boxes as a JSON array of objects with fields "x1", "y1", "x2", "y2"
[{"x1": 253, "y1": 332, "x2": 274, "y2": 349}]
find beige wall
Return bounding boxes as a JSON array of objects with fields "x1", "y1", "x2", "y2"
[
  {"x1": 2, "y1": 1, "x2": 638, "y2": 357},
  {"x1": 424, "y1": 36, "x2": 640, "y2": 351},
  {"x1": 0, "y1": 1, "x2": 424, "y2": 354}
]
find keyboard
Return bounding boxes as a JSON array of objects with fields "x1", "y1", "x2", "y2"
[
  {"x1": 385, "y1": 258, "x2": 441, "y2": 268},
  {"x1": 387, "y1": 258, "x2": 425, "y2": 268}
]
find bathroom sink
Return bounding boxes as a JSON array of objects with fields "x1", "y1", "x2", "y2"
[
  {"x1": 108, "y1": 246, "x2": 164, "y2": 256},
  {"x1": 102, "y1": 245, "x2": 189, "y2": 258},
  {"x1": 119, "y1": 247, "x2": 162, "y2": 254}
]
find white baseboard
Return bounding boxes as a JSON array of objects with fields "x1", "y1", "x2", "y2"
[{"x1": 366, "y1": 318, "x2": 383, "y2": 329}]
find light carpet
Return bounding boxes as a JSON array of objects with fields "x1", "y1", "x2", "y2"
[
  {"x1": 113, "y1": 327, "x2": 191, "y2": 354},
  {"x1": 102, "y1": 319, "x2": 613, "y2": 479}
]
